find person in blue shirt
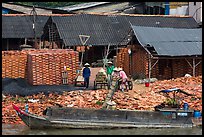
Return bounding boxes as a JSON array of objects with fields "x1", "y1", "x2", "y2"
[{"x1": 83, "y1": 63, "x2": 91, "y2": 89}]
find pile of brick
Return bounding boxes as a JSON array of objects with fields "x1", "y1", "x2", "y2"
[
  {"x1": 116, "y1": 48, "x2": 130, "y2": 75},
  {"x1": 2, "y1": 76, "x2": 202, "y2": 124},
  {"x1": 2, "y1": 49, "x2": 79, "y2": 85},
  {"x1": 2, "y1": 51, "x2": 27, "y2": 78},
  {"x1": 27, "y1": 49, "x2": 79, "y2": 85}
]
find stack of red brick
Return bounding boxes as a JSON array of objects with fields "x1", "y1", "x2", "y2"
[
  {"x1": 27, "y1": 49, "x2": 79, "y2": 85},
  {"x1": 2, "y1": 51, "x2": 27, "y2": 78},
  {"x1": 116, "y1": 48, "x2": 130, "y2": 76},
  {"x1": 2, "y1": 49, "x2": 79, "y2": 85}
]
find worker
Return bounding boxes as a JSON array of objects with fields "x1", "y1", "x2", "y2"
[
  {"x1": 118, "y1": 67, "x2": 128, "y2": 92},
  {"x1": 111, "y1": 67, "x2": 119, "y2": 79},
  {"x1": 82, "y1": 63, "x2": 91, "y2": 89},
  {"x1": 106, "y1": 61, "x2": 115, "y2": 89}
]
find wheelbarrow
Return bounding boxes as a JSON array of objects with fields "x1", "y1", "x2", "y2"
[{"x1": 117, "y1": 78, "x2": 133, "y2": 92}]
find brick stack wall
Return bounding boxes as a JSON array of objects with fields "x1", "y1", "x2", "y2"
[
  {"x1": 27, "y1": 49, "x2": 79, "y2": 85},
  {"x1": 2, "y1": 51, "x2": 27, "y2": 78},
  {"x1": 2, "y1": 49, "x2": 79, "y2": 85},
  {"x1": 131, "y1": 45, "x2": 149, "y2": 79},
  {"x1": 116, "y1": 48, "x2": 130, "y2": 76}
]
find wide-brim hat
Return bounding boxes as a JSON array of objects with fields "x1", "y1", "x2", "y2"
[
  {"x1": 107, "y1": 61, "x2": 113, "y2": 64},
  {"x1": 84, "y1": 63, "x2": 90, "y2": 66},
  {"x1": 99, "y1": 68, "x2": 106, "y2": 73},
  {"x1": 113, "y1": 67, "x2": 118, "y2": 71},
  {"x1": 118, "y1": 67, "x2": 123, "y2": 71}
]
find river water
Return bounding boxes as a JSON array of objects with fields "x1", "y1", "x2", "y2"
[{"x1": 2, "y1": 124, "x2": 202, "y2": 135}]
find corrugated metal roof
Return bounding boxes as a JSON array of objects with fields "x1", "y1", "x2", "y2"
[
  {"x1": 127, "y1": 16, "x2": 199, "y2": 28},
  {"x1": 150, "y1": 42, "x2": 202, "y2": 56},
  {"x1": 49, "y1": 14, "x2": 199, "y2": 46},
  {"x1": 56, "y1": 2, "x2": 110, "y2": 11},
  {"x1": 131, "y1": 25, "x2": 202, "y2": 56},
  {"x1": 2, "y1": 3, "x2": 53, "y2": 14},
  {"x1": 2, "y1": 15, "x2": 49, "y2": 38}
]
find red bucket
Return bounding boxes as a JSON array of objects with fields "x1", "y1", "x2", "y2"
[{"x1": 145, "y1": 82, "x2": 150, "y2": 87}]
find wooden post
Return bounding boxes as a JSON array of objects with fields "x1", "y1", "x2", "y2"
[
  {"x1": 193, "y1": 58, "x2": 195, "y2": 77},
  {"x1": 185, "y1": 58, "x2": 201, "y2": 77},
  {"x1": 6, "y1": 39, "x2": 9, "y2": 51},
  {"x1": 148, "y1": 54, "x2": 151, "y2": 82},
  {"x1": 102, "y1": 80, "x2": 119, "y2": 109}
]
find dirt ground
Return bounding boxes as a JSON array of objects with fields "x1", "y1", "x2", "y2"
[{"x1": 2, "y1": 69, "x2": 202, "y2": 124}]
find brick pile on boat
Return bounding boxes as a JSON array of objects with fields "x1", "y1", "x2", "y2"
[{"x1": 2, "y1": 76, "x2": 202, "y2": 124}]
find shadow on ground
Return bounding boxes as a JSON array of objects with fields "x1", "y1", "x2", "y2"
[{"x1": 2, "y1": 78, "x2": 94, "y2": 96}]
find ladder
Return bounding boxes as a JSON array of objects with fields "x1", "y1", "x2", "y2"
[{"x1": 48, "y1": 24, "x2": 54, "y2": 48}]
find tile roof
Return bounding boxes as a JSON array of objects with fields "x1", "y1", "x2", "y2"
[
  {"x1": 2, "y1": 15, "x2": 49, "y2": 38},
  {"x1": 2, "y1": 13, "x2": 199, "y2": 45},
  {"x1": 47, "y1": 14, "x2": 199, "y2": 46}
]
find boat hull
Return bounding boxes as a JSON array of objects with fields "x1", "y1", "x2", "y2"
[{"x1": 13, "y1": 104, "x2": 196, "y2": 129}]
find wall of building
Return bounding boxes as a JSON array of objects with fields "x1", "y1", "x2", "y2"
[
  {"x1": 116, "y1": 45, "x2": 202, "y2": 80},
  {"x1": 188, "y1": 2, "x2": 202, "y2": 23},
  {"x1": 151, "y1": 58, "x2": 202, "y2": 80},
  {"x1": 169, "y1": 2, "x2": 189, "y2": 15},
  {"x1": 116, "y1": 45, "x2": 149, "y2": 79},
  {"x1": 130, "y1": 45, "x2": 149, "y2": 79},
  {"x1": 2, "y1": 39, "x2": 23, "y2": 50}
]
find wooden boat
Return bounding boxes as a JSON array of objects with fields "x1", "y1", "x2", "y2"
[{"x1": 12, "y1": 103, "x2": 200, "y2": 129}]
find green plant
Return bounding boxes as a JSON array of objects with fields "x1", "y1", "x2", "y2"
[
  {"x1": 96, "y1": 100, "x2": 104, "y2": 105},
  {"x1": 165, "y1": 98, "x2": 178, "y2": 106}
]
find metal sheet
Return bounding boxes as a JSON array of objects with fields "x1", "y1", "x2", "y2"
[{"x1": 131, "y1": 25, "x2": 202, "y2": 56}]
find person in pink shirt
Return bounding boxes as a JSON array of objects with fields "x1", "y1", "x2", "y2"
[
  {"x1": 111, "y1": 67, "x2": 119, "y2": 78},
  {"x1": 118, "y1": 68, "x2": 127, "y2": 81},
  {"x1": 118, "y1": 68, "x2": 128, "y2": 92}
]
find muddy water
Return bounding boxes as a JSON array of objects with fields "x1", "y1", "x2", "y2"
[{"x1": 2, "y1": 124, "x2": 202, "y2": 135}]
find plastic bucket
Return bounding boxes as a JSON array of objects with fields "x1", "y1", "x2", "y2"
[
  {"x1": 183, "y1": 103, "x2": 189, "y2": 111},
  {"x1": 193, "y1": 110, "x2": 201, "y2": 118},
  {"x1": 145, "y1": 82, "x2": 150, "y2": 87}
]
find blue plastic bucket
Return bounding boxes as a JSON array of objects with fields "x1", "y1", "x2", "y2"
[
  {"x1": 193, "y1": 110, "x2": 201, "y2": 118},
  {"x1": 183, "y1": 103, "x2": 189, "y2": 111}
]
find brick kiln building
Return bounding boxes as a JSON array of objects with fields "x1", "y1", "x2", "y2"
[
  {"x1": 2, "y1": 13, "x2": 202, "y2": 84},
  {"x1": 118, "y1": 26, "x2": 202, "y2": 80}
]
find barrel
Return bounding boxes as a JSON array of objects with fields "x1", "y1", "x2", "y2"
[{"x1": 193, "y1": 110, "x2": 201, "y2": 118}]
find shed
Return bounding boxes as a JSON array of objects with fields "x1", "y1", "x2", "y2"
[
  {"x1": 42, "y1": 13, "x2": 199, "y2": 64},
  {"x1": 2, "y1": 14, "x2": 49, "y2": 50},
  {"x1": 128, "y1": 25, "x2": 202, "y2": 79}
]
